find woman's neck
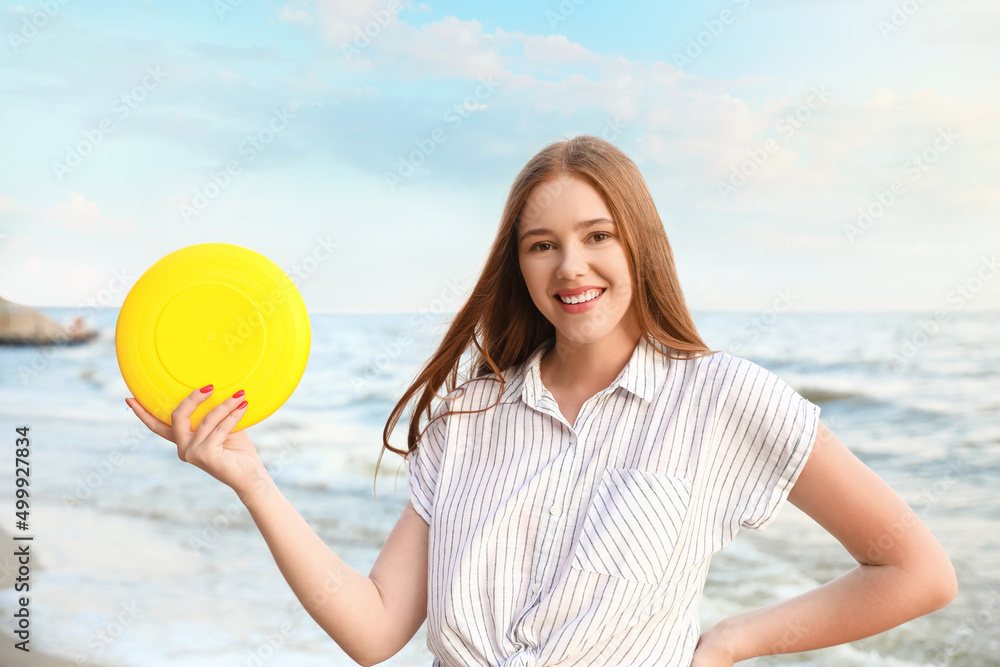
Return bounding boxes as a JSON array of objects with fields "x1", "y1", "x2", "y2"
[{"x1": 541, "y1": 326, "x2": 642, "y2": 396}]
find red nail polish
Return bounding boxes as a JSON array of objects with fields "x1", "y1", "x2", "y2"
[
  {"x1": 200, "y1": 384, "x2": 214, "y2": 393},
  {"x1": 232, "y1": 389, "x2": 245, "y2": 399},
  {"x1": 237, "y1": 400, "x2": 248, "y2": 410}
]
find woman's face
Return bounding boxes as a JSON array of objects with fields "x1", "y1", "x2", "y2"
[{"x1": 517, "y1": 173, "x2": 638, "y2": 347}]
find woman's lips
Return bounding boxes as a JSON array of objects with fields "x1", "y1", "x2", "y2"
[{"x1": 554, "y1": 288, "x2": 605, "y2": 313}]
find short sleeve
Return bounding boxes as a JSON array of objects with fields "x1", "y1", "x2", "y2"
[
  {"x1": 713, "y1": 357, "x2": 821, "y2": 532},
  {"x1": 405, "y1": 396, "x2": 453, "y2": 525}
]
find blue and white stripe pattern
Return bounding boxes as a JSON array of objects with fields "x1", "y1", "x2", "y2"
[{"x1": 406, "y1": 335, "x2": 821, "y2": 666}]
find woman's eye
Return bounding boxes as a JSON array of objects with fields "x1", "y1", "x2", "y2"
[{"x1": 529, "y1": 233, "x2": 609, "y2": 252}]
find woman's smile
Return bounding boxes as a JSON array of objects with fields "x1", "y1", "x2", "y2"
[{"x1": 554, "y1": 287, "x2": 606, "y2": 313}]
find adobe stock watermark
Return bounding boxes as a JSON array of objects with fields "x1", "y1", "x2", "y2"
[
  {"x1": 214, "y1": 0, "x2": 243, "y2": 20},
  {"x1": 728, "y1": 288, "x2": 797, "y2": 356},
  {"x1": 864, "y1": 458, "x2": 967, "y2": 563},
  {"x1": 717, "y1": 85, "x2": 832, "y2": 202},
  {"x1": 672, "y1": 0, "x2": 752, "y2": 73},
  {"x1": 843, "y1": 126, "x2": 957, "y2": 243},
  {"x1": 340, "y1": 1, "x2": 402, "y2": 63},
  {"x1": 351, "y1": 277, "x2": 470, "y2": 393},
  {"x1": 888, "y1": 255, "x2": 999, "y2": 369},
  {"x1": 61, "y1": 424, "x2": 151, "y2": 508},
  {"x1": 878, "y1": 0, "x2": 930, "y2": 39},
  {"x1": 246, "y1": 568, "x2": 352, "y2": 666},
  {"x1": 221, "y1": 235, "x2": 338, "y2": 356},
  {"x1": 284, "y1": 234, "x2": 339, "y2": 287},
  {"x1": 78, "y1": 600, "x2": 145, "y2": 665},
  {"x1": 52, "y1": 66, "x2": 168, "y2": 181},
  {"x1": 931, "y1": 587, "x2": 1000, "y2": 667},
  {"x1": 188, "y1": 439, "x2": 304, "y2": 552},
  {"x1": 546, "y1": 0, "x2": 587, "y2": 30},
  {"x1": 16, "y1": 268, "x2": 134, "y2": 385},
  {"x1": 242, "y1": 619, "x2": 297, "y2": 667},
  {"x1": 383, "y1": 75, "x2": 500, "y2": 191},
  {"x1": 178, "y1": 104, "x2": 296, "y2": 224},
  {"x1": 216, "y1": 286, "x2": 291, "y2": 357},
  {"x1": 599, "y1": 115, "x2": 627, "y2": 143},
  {"x1": 6, "y1": 0, "x2": 71, "y2": 54},
  {"x1": 515, "y1": 118, "x2": 623, "y2": 222},
  {"x1": 755, "y1": 620, "x2": 809, "y2": 664}
]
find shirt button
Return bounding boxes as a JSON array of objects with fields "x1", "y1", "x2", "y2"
[{"x1": 549, "y1": 505, "x2": 561, "y2": 516}]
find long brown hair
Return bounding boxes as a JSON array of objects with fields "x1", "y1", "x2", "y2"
[{"x1": 376, "y1": 134, "x2": 718, "y2": 481}]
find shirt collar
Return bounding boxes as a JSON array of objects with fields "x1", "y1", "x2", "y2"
[{"x1": 497, "y1": 335, "x2": 665, "y2": 407}]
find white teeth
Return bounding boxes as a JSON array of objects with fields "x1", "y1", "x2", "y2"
[{"x1": 559, "y1": 289, "x2": 603, "y2": 304}]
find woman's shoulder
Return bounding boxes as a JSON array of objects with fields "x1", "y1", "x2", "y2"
[
  {"x1": 431, "y1": 369, "x2": 514, "y2": 417},
  {"x1": 459, "y1": 368, "x2": 517, "y2": 407},
  {"x1": 427, "y1": 343, "x2": 543, "y2": 421},
  {"x1": 665, "y1": 346, "x2": 742, "y2": 375},
  {"x1": 669, "y1": 348, "x2": 784, "y2": 395},
  {"x1": 690, "y1": 351, "x2": 811, "y2": 417}
]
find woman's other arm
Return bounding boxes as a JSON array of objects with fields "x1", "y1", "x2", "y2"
[
  {"x1": 239, "y1": 477, "x2": 429, "y2": 666},
  {"x1": 692, "y1": 420, "x2": 957, "y2": 665},
  {"x1": 127, "y1": 388, "x2": 428, "y2": 667}
]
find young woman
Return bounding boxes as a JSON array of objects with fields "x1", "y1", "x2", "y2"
[{"x1": 126, "y1": 135, "x2": 956, "y2": 666}]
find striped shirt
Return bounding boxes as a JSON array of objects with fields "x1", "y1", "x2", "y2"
[{"x1": 406, "y1": 334, "x2": 821, "y2": 667}]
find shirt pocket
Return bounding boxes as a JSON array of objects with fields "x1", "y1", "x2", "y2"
[{"x1": 571, "y1": 468, "x2": 693, "y2": 584}]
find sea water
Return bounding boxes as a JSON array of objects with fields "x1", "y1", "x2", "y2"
[{"x1": 0, "y1": 308, "x2": 996, "y2": 666}]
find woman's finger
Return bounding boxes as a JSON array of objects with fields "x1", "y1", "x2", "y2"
[
  {"x1": 184, "y1": 400, "x2": 250, "y2": 469},
  {"x1": 125, "y1": 397, "x2": 174, "y2": 441},
  {"x1": 192, "y1": 390, "x2": 246, "y2": 443},
  {"x1": 171, "y1": 384, "x2": 217, "y2": 448}
]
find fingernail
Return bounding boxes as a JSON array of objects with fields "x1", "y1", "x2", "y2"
[
  {"x1": 232, "y1": 389, "x2": 245, "y2": 399},
  {"x1": 125, "y1": 399, "x2": 132, "y2": 409},
  {"x1": 200, "y1": 384, "x2": 214, "y2": 394},
  {"x1": 237, "y1": 400, "x2": 248, "y2": 410}
]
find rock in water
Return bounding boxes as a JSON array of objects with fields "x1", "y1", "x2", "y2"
[{"x1": 0, "y1": 295, "x2": 98, "y2": 346}]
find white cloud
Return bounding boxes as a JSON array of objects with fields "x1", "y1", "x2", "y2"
[
  {"x1": 635, "y1": 81, "x2": 1000, "y2": 224},
  {"x1": 0, "y1": 235, "x2": 121, "y2": 307},
  {"x1": 305, "y1": 9, "x2": 602, "y2": 81},
  {"x1": 869, "y1": 86, "x2": 898, "y2": 109},
  {"x1": 909, "y1": 1, "x2": 1000, "y2": 46},
  {"x1": 278, "y1": 3, "x2": 312, "y2": 23},
  {"x1": 275, "y1": 4, "x2": 999, "y2": 243},
  {"x1": 379, "y1": 16, "x2": 506, "y2": 79},
  {"x1": 311, "y1": 0, "x2": 410, "y2": 45},
  {"x1": 746, "y1": 222, "x2": 838, "y2": 254},
  {"x1": 515, "y1": 33, "x2": 603, "y2": 65},
  {"x1": 0, "y1": 192, "x2": 134, "y2": 233}
]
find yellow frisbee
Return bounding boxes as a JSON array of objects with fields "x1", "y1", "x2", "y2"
[{"x1": 116, "y1": 243, "x2": 311, "y2": 431}]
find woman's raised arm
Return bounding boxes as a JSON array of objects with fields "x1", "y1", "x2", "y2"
[
  {"x1": 691, "y1": 420, "x2": 957, "y2": 666},
  {"x1": 126, "y1": 387, "x2": 429, "y2": 667}
]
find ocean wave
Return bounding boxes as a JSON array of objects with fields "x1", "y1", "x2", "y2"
[{"x1": 795, "y1": 386, "x2": 870, "y2": 404}]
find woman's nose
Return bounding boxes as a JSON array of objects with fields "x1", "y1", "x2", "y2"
[{"x1": 555, "y1": 246, "x2": 587, "y2": 279}]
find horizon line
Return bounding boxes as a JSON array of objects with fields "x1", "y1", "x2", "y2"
[{"x1": 10, "y1": 304, "x2": 1000, "y2": 316}]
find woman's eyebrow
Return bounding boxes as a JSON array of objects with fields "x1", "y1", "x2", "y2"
[{"x1": 518, "y1": 217, "x2": 615, "y2": 243}]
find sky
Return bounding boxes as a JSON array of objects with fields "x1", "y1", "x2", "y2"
[{"x1": 0, "y1": 0, "x2": 998, "y2": 314}]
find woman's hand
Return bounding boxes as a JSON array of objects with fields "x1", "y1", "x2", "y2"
[
  {"x1": 689, "y1": 624, "x2": 737, "y2": 667},
  {"x1": 125, "y1": 386, "x2": 267, "y2": 494}
]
